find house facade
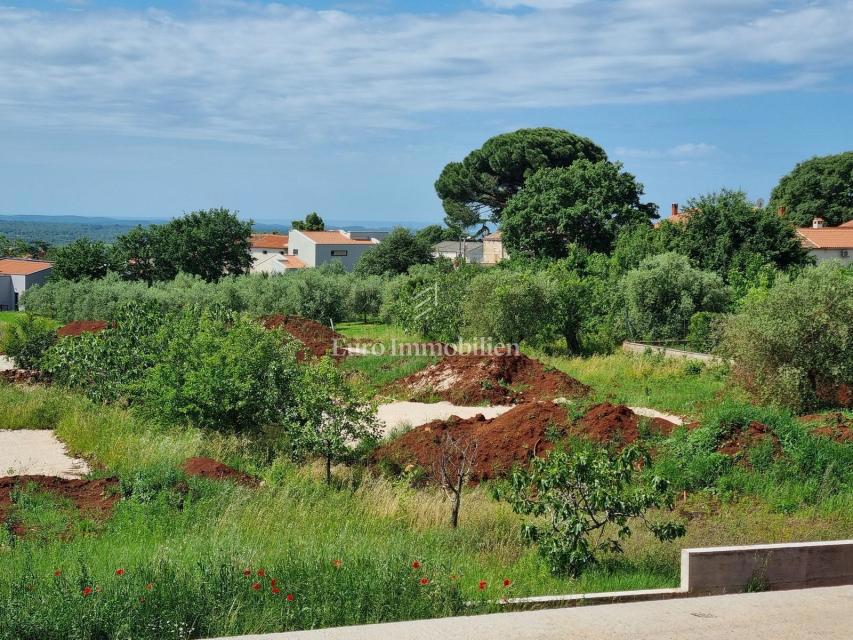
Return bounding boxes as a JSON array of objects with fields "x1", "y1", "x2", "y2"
[
  {"x1": 286, "y1": 230, "x2": 382, "y2": 271},
  {"x1": 0, "y1": 259, "x2": 53, "y2": 310},
  {"x1": 433, "y1": 240, "x2": 484, "y2": 263},
  {"x1": 796, "y1": 218, "x2": 853, "y2": 266},
  {"x1": 482, "y1": 231, "x2": 507, "y2": 264}
]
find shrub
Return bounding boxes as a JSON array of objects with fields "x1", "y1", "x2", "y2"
[
  {"x1": 719, "y1": 262, "x2": 853, "y2": 411},
  {"x1": 686, "y1": 311, "x2": 724, "y2": 353},
  {"x1": 0, "y1": 314, "x2": 57, "y2": 370}
]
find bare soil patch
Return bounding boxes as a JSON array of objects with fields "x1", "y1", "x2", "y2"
[
  {"x1": 373, "y1": 401, "x2": 568, "y2": 483},
  {"x1": 717, "y1": 421, "x2": 781, "y2": 457},
  {"x1": 56, "y1": 320, "x2": 109, "y2": 338},
  {"x1": 261, "y1": 315, "x2": 345, "y2": 360},
  {"x1": 393, "y1": 353, "x2": 589, "y2": 405},
  {"x1": 0, "y1": 475, "x2": 119, "y2": 537},
  {"x1": 573, "y1": 402, "x2": 640, "y2": 447},
  {"x1": 182, "y1": 457, "x2": 259, "y2": 487},
  {"x1": 800, "y1": 412, "x2": 853, "y2": 444}
]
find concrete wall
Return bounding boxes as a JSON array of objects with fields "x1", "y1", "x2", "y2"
[
  {"x1": 3, "y1": 269, "x2": 52, "y2": 310},
  {"x1": 622, "y1": 341, "x2": 724, "y2": 364},
  {"x1": 312, "y1": 242, "x2": 375, "y2": 271},
  {"x1": 0, "y1": 275, "x2": 12, "y2": 310},
  {"x1": 681, "y1": 540, "x2": 853, "y2": 595},
  {"x1": 286, "y1": 232, "x2": 317, "y2": 267},
  {"x1": 809, "y1": 249, "x2": 852, "y2": 266}
]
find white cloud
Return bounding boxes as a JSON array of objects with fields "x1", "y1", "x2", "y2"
[{"x1": 0, "y1": 1, "x2": 850, "y2": 146}]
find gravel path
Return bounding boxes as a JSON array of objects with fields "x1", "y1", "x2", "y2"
[{"x1": 0, "y1": 430, "x2": 89, "y2": 479}]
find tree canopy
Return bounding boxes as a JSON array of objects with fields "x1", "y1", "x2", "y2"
[
  {"x1": 770, "y1": 151, "x2": 853, "y2": 227},
  {"x1": 51, "y1": 238, "x2": 116, "y2": 282},
  {"x1": 435, "y1": 128, "x2": 607, "y2": 232},
  {"x1": 500, "y1": 160, "x2": 657, "y2": 258},
  {"x1": 292, "y1": 212, "x2": 325, "y2": 231},
  {"x1": 354, "y1": 227, "x2": 433, "y2": 276}
]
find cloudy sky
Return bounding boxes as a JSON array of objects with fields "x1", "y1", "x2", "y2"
[{"x1": 1, "y1": 0, "x2": 851, "y2": 224}]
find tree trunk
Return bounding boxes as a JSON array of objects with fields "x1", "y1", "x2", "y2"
[
  {"x1": 326, "y1": 455, "x2": 332, "y2": 485},
  {"x1": 450, "y1": 493, "x2": 460, "y2": 528},
  {"x1": 564, "y1": 331, "x2": 581, "y2": 355}
]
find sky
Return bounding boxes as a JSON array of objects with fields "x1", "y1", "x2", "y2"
[{"x1": 0, "y1": 0, "x2": 851, "y2": 226}]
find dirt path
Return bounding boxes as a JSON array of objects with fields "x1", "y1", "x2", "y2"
[
  {"x1": 628, "y1": 406, "x2": 685, "y2": 425},
  {"x1": 376, "y1": 401, "x2": 513, "y2": 436},
  {"x1": 0, "y1": 430, "x2": 89, "y2": 479}
]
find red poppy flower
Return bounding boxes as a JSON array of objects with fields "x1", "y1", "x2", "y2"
[
  {"x1": 503, "y1": 579, "x2": 512, "y2": 587},
  {"x1": 419, "y1": 577, "x2": 430, "y2": 586},
  {"x1": 286, "y1": 593, "x2": 294, "y2": 602},
  {"x1": 145, "y1": 583, "x2": 154, "y2": 591},
  {"x1": 411, "y1": 561, "x2": 421, "y2": 570},
  {"x1": 478, "y1": 581, "x2": 487, "y2": 590},
  {"x1": 115, "y1": 569, "x2": 125, "y2": 576},
  {"x1": 53, "y1": 570, "x2": 62, "y2": 577},
  {"x1": 242, "y1": 568, "x2": 252, "y2": 577},
  {"x1": 252, "y1": 582, "x2": 262, "y2": 591},
  {"x1": 332, "y1": 559, "x2": 342, "y2": 568},
  {"x1": 270, "y1": 579, "x2": 277, "y2": 587},
  {"x1": 82, "y1": 587, "x2": 93, "y2": 597},
  {"x1": 272, "y1": 586, "x2": 281, "y2": 595},
  {"x1": 257, "y1": 569, "x2": 266, "y2": 577}
]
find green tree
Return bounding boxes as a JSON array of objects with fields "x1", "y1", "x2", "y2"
[
  {"x1": 0, "y1": 314, "x2": 57, "y2": 370},
  {"x1": 355, "y1": 227, "x2": 434, "y2": 276},
  {"x1": 292, "y1": 212, "x2": 325, "y2": 231},
  {"x1": 497, "y1": 444, "x2": 685, "y2": 576},
  {"x1": 620, "y1": 252, "x2": 730, "y2": 341},
  {"x1": 719, "y1": 262, "x2": 853, "y2": 411},
  {"x1": 290, "y1": 357, "x2": 380, "y2": 484},
  {"x1": 435, "y1": 128, "x2": 607, "y2": 231},
  {"x1": 675, "y1": 190, "x2": 809, "y2": 277},
  {"x1": 111, "y1": 225, "x2": 171, "y2": 284},
  {"x1": 51, "y1": 238, "x2": 116, "y2": 281},
  {"x1": 348, "y1": 275, "x2": 383, "y2": 322},
  {"x1": 770, "y1": 151, "x2": 853, "y2": 227},
  {"x1": 501, "y1": 160, "x2": 658, "y2": 258},
  {"x1": 414, "y1": 224, "x2": 459, "y2": 246}
]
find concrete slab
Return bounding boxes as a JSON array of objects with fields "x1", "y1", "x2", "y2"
[
  {"x1": 210, "y1": 585, "x2": 853, "y2": 640},
  {"x1": 0, "y1": 355, "x2": 14, "y2": 371},
  {"x1": 376, "y1": 401, "x2": 513, "y2": 436},
  {"x1": 629, "y1": 406, "x2": 685, "y2": 425},
  {"x1": 0, "y1": 430, "x2": 89, "y2": 479}
]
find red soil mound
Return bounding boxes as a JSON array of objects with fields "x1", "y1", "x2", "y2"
[
  {"x1": 573, "y1": 402, "x2": 640, "y2": 447},
  {"x1": 56, "y1": 320, "x2": 108, "y2": 338},
  {"x1": 261, "y1": 315, "x2": 345, "y2": 360},
  {"x1": 717, "y1": 421, "x2": 781, "y2": 456},
  {"x1": 394, "y1": 353, "x2": 589, "y2": 405},
  {"x1": 0, "y1": 475, "x2": 119, "y2": 537},
  {"x1": 182, "y1": 457, "x2": 258, "y2": 486},
  {"x1": 800, "y1": 412, "x2": 853, "y2": 444},
  {"x1": 816, "y1": 382, "x2": 852, "y2": 409},
  {"x1": 373, "y1": 401, "x2": 569, "y2": 482}
]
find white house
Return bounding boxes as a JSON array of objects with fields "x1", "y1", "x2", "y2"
[
  {"x1": 0, "y1": 258, "x2": 53, "y2": 310},
  {"x1": 249, "y1": 234, "x2": 304, "y2": 274},
  {"x1": 795, "y1": 218, "x2": 853, "y2": 266},
  {"x1": 286, "y1": 230, "x2": 382, "y2": 271},
  {"x1": 433, "y1": 240, "x2": 484, "y2": 263}
]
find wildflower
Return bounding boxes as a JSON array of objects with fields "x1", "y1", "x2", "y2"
[
  {"x1": 503, "y1": 579, "x2": 512, "y2": 588},
  {"x1": 145, "y1": 583, "x2": 154, "y2": 591},
  {"x1": 242, "y1": 568, "x2": 252, "y2": 578},
  {"x1": 252, "y1": 582, "x2": 262, "y2": 591},
  {"x1": 53, "y1": 570, "x2": 62, "y2": 577},
  {"x1": 419, "y1": 577, "x2": 430, "y2": 586},
  {"x1": 257, "y1": 569, "x2": 266, "y2": 578},
  {"x1": 332, "y1": 559, "x2": 342, "y2": 568},
  {"x1": 272, "y1": 586, "x2": 281, "y2": 595},
  {"x1": 82, "y1": 587, "x2": 93, "y2": 597},
  {"x1": 411, "y1": 561, "x2": 421, "y2": 570},
  {"x1": 478, "y1": 581, "x2": 487, "y2": 590},
  {"x1": 286, "y1": 593, "x2": 294, "y2": 602},
  {"x1": 270, "y1": 579, "x2": 277, "y2": 587},
  {"x1": 115, "y1": 568, "x2": 125, "y2": 576}
]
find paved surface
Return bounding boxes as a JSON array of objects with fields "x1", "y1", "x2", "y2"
[
  {"x1": 376, "y1": 401, "x2": 512, "y2": 435},
  {"x1": 212, "y1": 586, "x2": 853, "y2": 640},
  {"x1": 629, "y1": 406, "x2": 685, "y2": 425},
  {"x1": 0, "y1": 430, "x2": 89, "y2": 478},
  {"x1": 0, "y1": 355, "x2": 14, "y2": 371}
]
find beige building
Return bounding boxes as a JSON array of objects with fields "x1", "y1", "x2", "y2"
[
  {"x1": 482, "y1": 230, "x2": 507, "y2": 264},
  {"x1": 795, "y1": 218, "x2": 853, "y2": 266}
]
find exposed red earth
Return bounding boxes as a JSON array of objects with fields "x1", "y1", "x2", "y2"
[
  {"x1": 261, "y1": 315, "x2": 345, "y2": 360},
  {"x1": 182, "y1": 457, "x2": 259, "y2": 486},
  {"x1": 56, "y1": 320, "x2": 109, "y2": 338},
  {"x1": 716, "y1": 421, "x2": 781, "y2": 457},
  {"x1": 800, "y1": 412, "x2": 853, "y2": 443}
]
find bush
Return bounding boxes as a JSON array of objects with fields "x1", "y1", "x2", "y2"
[
  {"x1": 686, "y1": 311, "x2": 724, "y2": 353},
  {"x1": 719, "y1": 262, "x2": 853, "y2": 411},
  {"x1": 0, "y1": 314, "x2": 57, "y2": 369},
  {"x1": 620, "y1": 252, "x2": 730, "y2": 341}
]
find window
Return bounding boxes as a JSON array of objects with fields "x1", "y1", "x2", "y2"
[
  {"x1": 842, "y1": 249, "x2": 849, "y2": 258},
  {"x1": 292, "y1": 249, "x2": 299, "y2": 255},
  {"x1": 331, "y1": 250, "x2": 348, "y2": 257},
  {"x1": 262, "y1": 250, "x2": 268, "y2": 254}
]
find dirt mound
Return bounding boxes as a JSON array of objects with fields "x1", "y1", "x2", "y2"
[
  {"x1": 717, "y1": 421, "x2": 781, "y2": 456},
  {"x1": 394, "y1": 353, "x2": 589, "y2": 405},
  {"x1": 800, "y1": 412, "x2": 853, "y2": 443},
  {"x1": 816, "y1": 381, "x2": 852, "y2": 409},
  {"x1": 0, "y1": 369, "x2": 46, "y2": 384},
  {"x1": 573, "y1": 402, "x2": 640, "y2": 447},
  {"x1": 0, "y1": 475, "x2": 119, "y2": 537},
  {"x1": 261, "y1": 315, "x2": 345, "y2": 360},
  {"x1": 373, "y1": 402, "x2": 568, "y2": 482},
  {"x1": 56, "y1": 320, "x2": 108, "y2": 338},
  {"x1": 182, "y1": 457, "x2": 258, "y2": 486},
  {"x1": 647, "y1": 417, "x2": 680, "y2": 437}
]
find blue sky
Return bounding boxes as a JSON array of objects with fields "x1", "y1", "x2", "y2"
[{"x1": 1, "y1": 1, "x2": 851, "y2": 225}]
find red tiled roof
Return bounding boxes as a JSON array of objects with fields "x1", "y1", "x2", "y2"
[
  {"x1": 298, "y1": 231, "x2": 377, "y2": 245},
  {"x1": 796, "y1": 227, "x2": 853, "y2": 249},
  {"x1": 0, "y1": 258, "x2": 53, "y2": 275},
  {"x1": 250, "y1": 233, "x2": 288, "y2": 249},
  {"x1": 839, "y1": 220, "x2": 853, "y2": 228},
  {"x1": 279, "y1": 255, "x2": 306, "y2": 269}
]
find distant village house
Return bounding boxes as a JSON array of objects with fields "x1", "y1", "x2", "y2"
[{"x1": 0, "y1": 258, "x2": 53, "y2": 310}]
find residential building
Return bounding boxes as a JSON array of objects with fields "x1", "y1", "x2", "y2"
[
  {"x1": 286, "y1": 230, "x2": 382, "y2": 271},
  {"x1": 0, "y1": 258, "x2": 53, "y2": 310},
  {"x1": 482, "y1": 230, "x2": 507, "y2": 264},
  {"x1": 433, "y1": 240, "x2": 484, "y2": 263},
  {"x1": 654, "y1": 203, "x2": 692, "y2": 227},
  {"x1": 795, "y1": 218, "x2": 853, "y2": 266},
  {"x1": 249, "y1": 233, "x2": 295, "y2": 274}
]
